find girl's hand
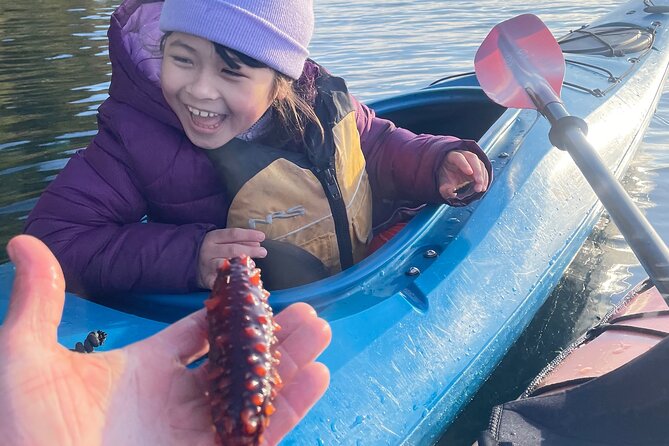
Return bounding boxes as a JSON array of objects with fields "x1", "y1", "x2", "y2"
[
  {"x1": 437, "y1": 150, "x2": 489, "y2": 200},
  {"x1": 0, "y1": 235, "x2": 331, "y2": 446},
  {"x1": 198, "y1": 228, "x2": 268, "y2": 289}
]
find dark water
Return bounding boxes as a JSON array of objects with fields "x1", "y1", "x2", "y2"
[
  {"x1": 0, "y1": 2, "x2": 114, "y2": 251},
  {"x1": 1, "y1": 0, "x2": 667, "y2": 444}
]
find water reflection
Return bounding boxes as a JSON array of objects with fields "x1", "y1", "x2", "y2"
[{"x1": 0, "y1": 1, "x2": 115, "y2": 258}]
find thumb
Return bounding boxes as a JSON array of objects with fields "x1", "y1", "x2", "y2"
[
  {"x1": 439, "y1": 181, "x2": 456, "y2": 199},
  {"x1": 3, "y1": 235, "x2": 65, "y2": 342}
]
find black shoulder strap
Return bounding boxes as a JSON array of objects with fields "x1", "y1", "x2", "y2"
[{"x1": 306, "y1": 69, "x2": 356, "y2": 270}]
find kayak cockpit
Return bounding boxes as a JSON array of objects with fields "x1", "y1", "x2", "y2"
[
  {"x1": 377, "y1": 72, "x2": 506, "y2": 141},
  {"x1": 94, "y1": 75, "x2": 508, "y2": 323}
]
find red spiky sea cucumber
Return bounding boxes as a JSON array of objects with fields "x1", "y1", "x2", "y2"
[{"x1": 205, "y1": 256, "x2": 282, "y2": 446}]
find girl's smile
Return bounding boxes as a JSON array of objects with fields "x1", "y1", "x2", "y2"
[
  {"x1": 161, "y1": 32, "x2": 277, "y2": 149},
  {"x1": 186, "y1": 105, "x2": 226, "y2": 132}
]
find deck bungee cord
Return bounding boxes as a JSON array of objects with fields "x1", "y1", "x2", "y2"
[{"x1": 560, "y1": 21, "x2": 659, "y2": 97}]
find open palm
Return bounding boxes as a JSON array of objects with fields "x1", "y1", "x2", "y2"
[{"x1": 0, "y1": 235, "x2": 331, "y2": 445}]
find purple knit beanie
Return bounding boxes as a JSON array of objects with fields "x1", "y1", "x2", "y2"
[{"x1": 159, "y1": 0, "x2": 314, "y2": 79}]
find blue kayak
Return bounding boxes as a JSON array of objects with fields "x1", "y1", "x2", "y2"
[{"x1": 2, "y1": 0, "x2": 669, "y2": 444}]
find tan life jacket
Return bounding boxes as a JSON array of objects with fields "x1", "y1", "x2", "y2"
[{"x1": 206, "y1": 71, "x2": 372, "y2": 274}]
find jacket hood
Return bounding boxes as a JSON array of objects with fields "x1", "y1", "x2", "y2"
[{"x1": 107, "y1": 0, "x2": 181, "y2": 129}]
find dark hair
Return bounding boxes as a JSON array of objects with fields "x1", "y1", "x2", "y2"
[
  {"x1": 268, "y1": 71, "x2": 324, "y2": 148},
  {"x1": 160, "y1": 32, "x2": 323, "y2": 147}
]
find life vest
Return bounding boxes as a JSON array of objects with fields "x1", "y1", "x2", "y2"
[{"x1": 206, "y1": 70, "x2": 372, "y2": 274}]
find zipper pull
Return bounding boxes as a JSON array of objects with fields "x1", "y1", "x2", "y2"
[{"x1": 323, "y1": 167, "x2": 342, "y2": 200}]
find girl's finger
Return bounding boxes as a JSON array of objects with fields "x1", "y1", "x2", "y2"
[
  {"x1": 439, "y1": 182, "x2": 458, "y2": 199},
  {"x1": 446, "y1": 151, "x2": 474, "y2": 176},
  {"x1": 212, "y1": 228, "x2": 266, "y2": 244},
  {"x1": 472, "y1": 155, "x2": 490, "y2": 192},
  {"x1": 458, "y1": 152, "x2": 489, "y2": 192},
  {"x1": 3, "y1": 235, "x2": 65, "y2": 343},
  {"x1": 480, "y1": 164, "x2": 490, "y2": 192},
  {"x1": 211, "y1": 244, "x2": 267, "y2": 260}
]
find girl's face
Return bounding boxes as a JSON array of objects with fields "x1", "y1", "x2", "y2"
[{"x1": 161, "y1": 32, "x2": 277, "y2": 150}]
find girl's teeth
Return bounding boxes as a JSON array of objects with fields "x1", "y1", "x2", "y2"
[{"x1": 187, "y1": 106, "x2": 219, "y2": 118}]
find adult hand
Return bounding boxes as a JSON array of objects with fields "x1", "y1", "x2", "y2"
[
  {"x1": 198, "y1": 228, "x2": 268, "y2": 289},
  {"x1": 437, "y1": 149, "x2": 489, "y2": 200},
  {"x1": 0, "y1": 235, "x2": 331, "y2": 446}
]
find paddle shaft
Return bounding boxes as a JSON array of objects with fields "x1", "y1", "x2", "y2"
[{"x1": 543, "y1": 101, "x2": 669, "y2": 301}]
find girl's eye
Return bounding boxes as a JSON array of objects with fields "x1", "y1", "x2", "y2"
[
  {"x1": 221, "y1": 68, "x2": 243, "y2": 78},
  {"x1": 172, "y1": 56, "x2": 192, "y2": 65}
]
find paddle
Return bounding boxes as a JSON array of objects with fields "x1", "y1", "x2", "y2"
[{"x1": 474, "y1": 14, "x2": 669, "y2": 302}]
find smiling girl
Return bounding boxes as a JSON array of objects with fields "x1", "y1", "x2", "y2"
[{"x1": 24, "y1": 0, "x2": 491, "y2": 296}]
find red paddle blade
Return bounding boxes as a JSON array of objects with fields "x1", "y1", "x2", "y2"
[{"x1": 475, "y1": 14, "x2": 565, "y2": 110}]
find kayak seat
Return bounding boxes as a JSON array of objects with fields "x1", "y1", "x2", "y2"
[{"x1": 254, "y1": 239, "x2": 329, "y2": 291}]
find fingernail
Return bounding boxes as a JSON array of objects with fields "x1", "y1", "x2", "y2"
[
  {"x1": 303, "y1": 302, "x2": 318, "y2": 316},
  {"x1": 6, "y1": 236, "x2": 22, "y2": 265},
  {"x1": 6, "y1": 239, "x2": 16, "y2": 261},
  {"x1": 260, "y1": 248, "x2": 267, "y2": 257}
]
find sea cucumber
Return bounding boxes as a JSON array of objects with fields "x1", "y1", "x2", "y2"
[{"x1": 205, "y1": 256, "x2": 282, "y2": 446}]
